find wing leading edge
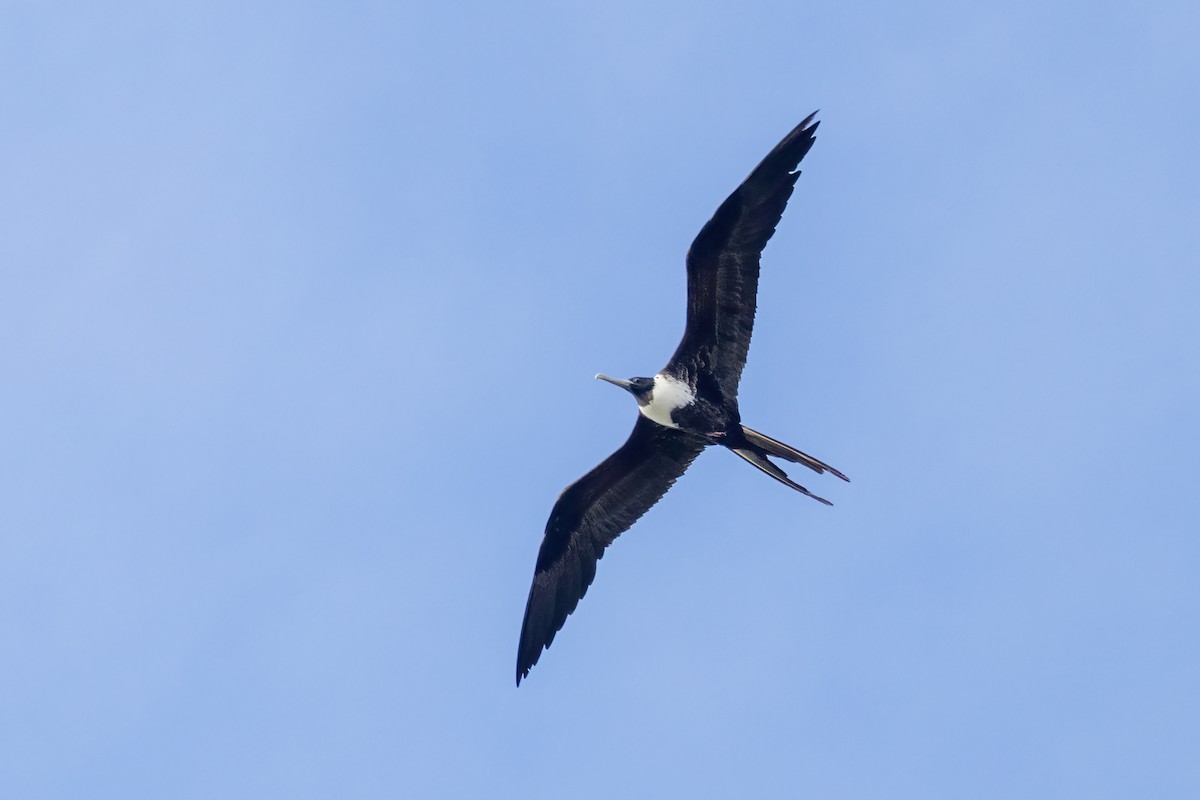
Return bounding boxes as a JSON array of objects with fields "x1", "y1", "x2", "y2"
[
  {"x1": 666, "y1": 112, "x2": 820, "y2": 402},
  {"x1": 516, "y1": 417, "x2": 706, "y2": 685}
]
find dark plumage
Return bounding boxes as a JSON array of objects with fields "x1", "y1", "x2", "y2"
[{"x1": 517, "y1": 113, "x2": 847, "y2": 685}]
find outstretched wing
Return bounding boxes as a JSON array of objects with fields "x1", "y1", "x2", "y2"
[
  {"x1": 516, "y1": 416, "x2": 706, "y2": 685},
  {"x1": 665, "y1": 113, "x2": 819, "y2": 403}
]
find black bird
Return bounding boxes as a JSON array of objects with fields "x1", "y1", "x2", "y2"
[{"x1": 516, "y1": 113, "x2": 848, "y2": 685}]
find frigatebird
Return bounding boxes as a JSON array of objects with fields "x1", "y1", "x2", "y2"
[{"x1": 516, "y1": 112, "x2": 847, "y2": 685}]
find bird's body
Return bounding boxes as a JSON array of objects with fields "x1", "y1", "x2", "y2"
[
  {"x1": 621, "y1": 373, "x2": 728, "y2": 435},
  {"x1": 517, "y1": 113, "x2": 848, "y2": 685},
  {"x1": 635, "y1": 374, "x2": 699, "y2": 430}
]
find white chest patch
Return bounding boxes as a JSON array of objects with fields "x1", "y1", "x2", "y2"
[{"x1": 639, "y1": 373, "x2": 695, "y2": 428}]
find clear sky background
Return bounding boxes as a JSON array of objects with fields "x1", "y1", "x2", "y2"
[{"x1": 2, "y1": 2, "x2": 1198, "y2": 798}]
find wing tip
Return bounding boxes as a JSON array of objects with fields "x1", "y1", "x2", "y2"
[
  {"x1": 515, "y1": 635, "x2": 543, "y2": 687},
  {"x1": 771, "y1": 112, "x2": 821, "y2": 176}
]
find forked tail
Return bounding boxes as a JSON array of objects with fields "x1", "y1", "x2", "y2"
[
  {"x1": 730, "y1": 447, "x2": 832, "y2": 505},
  {"x1": 730, "y1": 426, "x2": 849, "y2": 505},
  {"x1": 741, "y1": 425, "x2": 850, "y2": 482}
]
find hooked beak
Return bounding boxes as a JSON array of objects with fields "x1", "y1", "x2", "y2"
[{"x1": 595, "y1": 373, "x2": 633, "y2": 391}]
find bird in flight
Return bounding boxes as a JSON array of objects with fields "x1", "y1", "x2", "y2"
[{"x1": 516, "y1": 112, "x2": 847, "y2": 686}]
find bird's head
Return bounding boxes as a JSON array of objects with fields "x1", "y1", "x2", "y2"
[{"x1": 595, "y1": 374, "x2": 655, "y2": 406}]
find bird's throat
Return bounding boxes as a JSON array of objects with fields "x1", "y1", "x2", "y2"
[{"x1": 638, "y1": 374, "x2": 696, "y2": 428}]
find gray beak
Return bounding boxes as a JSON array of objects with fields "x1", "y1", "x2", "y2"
[{"x1": 595, "y1": 373, "x2": 634, "y2": 391}]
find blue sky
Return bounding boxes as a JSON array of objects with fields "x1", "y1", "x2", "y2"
[{"x1": 2, "y1": 2, "x2": 1198, "y2": 797}]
